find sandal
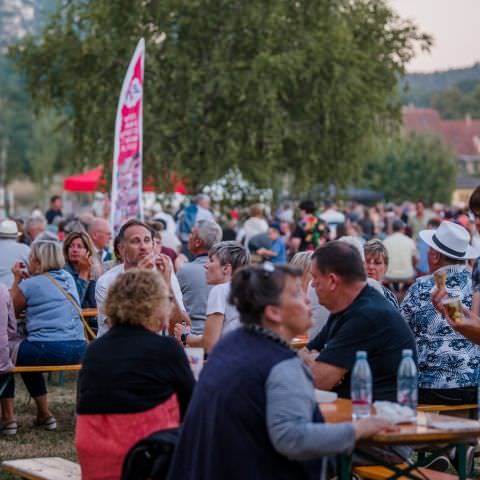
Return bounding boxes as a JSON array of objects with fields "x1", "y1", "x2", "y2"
[
  {"x1": 0, "y1": 421, "x2": 17, "y2": 435},
  {"x1": 34, "y1": 415, "x2": 57, "y2": 431}
]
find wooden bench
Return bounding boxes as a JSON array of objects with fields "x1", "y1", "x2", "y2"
[
  {"x1": 12, "y1": 365, "x2": 82, "y2": 374},
  {"x1": 1, "y1": 457, "x2": 80, "y2": 480},
  {"x1": 353, "y1": 464, "x2": 460, "y2": 480},
  {"x1": 0, "y1": 365, "x2": 82, "y2": 396}
]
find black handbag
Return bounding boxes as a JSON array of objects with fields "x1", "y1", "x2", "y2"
[{"x1": 121, "y1": 427, "x2": 180, "y2": 480}]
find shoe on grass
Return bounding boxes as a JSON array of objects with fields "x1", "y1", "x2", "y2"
[
  {"x1": 33, "y1": 415, "x2": 57, "y2": 431},
  {"x1": 0, "y1": 421, "x2": 17, "y2": 435}
]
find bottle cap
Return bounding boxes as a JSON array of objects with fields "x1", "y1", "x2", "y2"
[
  {"x1": 402, "y1": 349, "x2": 413, "y2": 357},
  {"x1": 356, "y1": 350, "x2": 367, "y2": 359}
]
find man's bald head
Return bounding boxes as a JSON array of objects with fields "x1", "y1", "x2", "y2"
[{"x1": 88, "y1": 218, "x2": 112, "y2": 250}]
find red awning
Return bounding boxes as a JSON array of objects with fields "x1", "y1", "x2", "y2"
[{"x1": 63, "y1": 166, "x2": 187, "y2": 194}]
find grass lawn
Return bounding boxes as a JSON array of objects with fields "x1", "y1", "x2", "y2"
[{"x1": 0, "y1": 372, "x2": 77, "y2": 480}]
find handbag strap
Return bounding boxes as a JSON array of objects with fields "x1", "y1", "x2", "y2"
[{"x1": 44, "y1": 272, "x2": 96, "y2": 342}]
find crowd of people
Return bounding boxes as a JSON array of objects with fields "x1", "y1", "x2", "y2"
[{"x1": 0, "y1": 189, "x2": 480, "y2": 478}]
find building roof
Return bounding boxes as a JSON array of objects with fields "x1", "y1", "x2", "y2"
[{"x1": 403, "y1": 106, "x2": 480, "y2": 156}]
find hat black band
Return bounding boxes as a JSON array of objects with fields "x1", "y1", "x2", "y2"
[{"x1": 432, "y1": 234, "x2": 465, "y2": 258}]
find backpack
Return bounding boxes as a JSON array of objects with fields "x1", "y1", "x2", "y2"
[
  {"x1": 176, "y1": 203, "x2": 198, "y2": 241},
  {"x1": 121, "y1": 427, "x2": 179, "y2": 480}
]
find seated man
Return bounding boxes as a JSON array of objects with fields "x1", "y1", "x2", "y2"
[
  {"x1": 304, "y1": 241, "x2": 416, "y2": 402},
  {"x1": 400, "y1": 221, "x2": 480, "y2": 405}
]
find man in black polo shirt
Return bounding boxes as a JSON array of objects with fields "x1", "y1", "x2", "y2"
[{"x1": 304, "y1": 241, "x2": 417, "y2": 402}]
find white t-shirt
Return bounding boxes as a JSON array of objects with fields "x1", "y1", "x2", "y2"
[
  {"x1": 206, "y1": 282, "x2": 240, "y2": 336},
  {"x1": 95, "y1": 263, "x2": 186, "y2": 337},
  {"x1": 383, "y1": 232, "x2": 417, "y2": 280}
]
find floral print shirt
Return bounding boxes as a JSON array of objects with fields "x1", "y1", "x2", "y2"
[{"x1": 400, "y1": 264, "x2": 480, "y2": 389}]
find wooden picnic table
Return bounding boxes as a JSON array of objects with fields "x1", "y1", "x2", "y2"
[{"x1": 320, "y1": 398, "x2": 480, "y2": 479}]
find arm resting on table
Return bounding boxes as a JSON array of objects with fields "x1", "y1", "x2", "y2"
[{"x1": 266, "y1": 357, "x2": 355, "y2": 460}]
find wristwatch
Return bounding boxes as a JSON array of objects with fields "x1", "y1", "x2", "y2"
[{"x1": 181, "y1": 332, "x2": 189, "y2": 346}]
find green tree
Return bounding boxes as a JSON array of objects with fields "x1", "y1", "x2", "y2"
[
  {"x1": 28, "y1": 109, "x2": 74, "y2": 199},
  {"x1": 0, "y1": 56, "x2": 32, "y2": 181},
  {"x1": 10, "y1": 0, "x2": 430, "y2": 192},
  {"x1": 361, "y1": 133, "x2": 457, "y2": 204}
]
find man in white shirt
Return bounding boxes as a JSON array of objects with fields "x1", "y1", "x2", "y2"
[
  {"x1": 383, "y1": 220, "x2": 417, "y2": 281},
  {"x1": 319, "y1": 201, "x2": 345, "y2": 240},
  {"x1": 96, "y1": 219, "x2": 188, "y2": 336}
]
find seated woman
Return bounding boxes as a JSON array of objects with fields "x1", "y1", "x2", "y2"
[
  {"x1": 174, "y1": 241, "x2": 250, "y2": 352},
  {"x1": 0, "y1": 283, "x2": 21, "y2": 435},
  {"x1": 10, "y1": 240, "x2": 87, "y2": 430},
  {"x1": 63, "y1": 232, "x2": 98, "y2": 309},
  {"x1": 363, "y1": 239, "x2": 399, "y2": 309},
  {"x1": 75, "y1": 269, "x2": 195, "y2": 480},
  {"x1": 168, "y1": 264, "x2": 393, "y2": 479}
]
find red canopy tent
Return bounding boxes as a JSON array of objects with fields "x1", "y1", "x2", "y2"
[{"x1": 63, "y1": 166, "x2": 187, "y2": 194}]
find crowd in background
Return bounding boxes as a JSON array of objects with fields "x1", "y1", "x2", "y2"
[{"x1": 1, "y1": 190, "x2": 480, "y2": 478}]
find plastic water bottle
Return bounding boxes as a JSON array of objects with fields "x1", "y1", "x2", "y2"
[
  {"x1": 397, "y1": 349, "x2": 418, "y2": 415},
  {"x1": 351, "y1": 351, "x2": 372, "y2": 420}
]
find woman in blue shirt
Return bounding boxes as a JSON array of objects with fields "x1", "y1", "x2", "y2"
[{"x1": 10, "y1": 240, "x2": 86, "y2": 431}]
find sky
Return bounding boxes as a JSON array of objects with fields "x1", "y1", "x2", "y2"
[{"x1": 389, "y1": 0, "x2": 480, "y2": 73}]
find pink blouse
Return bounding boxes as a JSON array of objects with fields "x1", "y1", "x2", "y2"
[{"x1": 0, "y1": 283, "x2": 21, "y2": 373}]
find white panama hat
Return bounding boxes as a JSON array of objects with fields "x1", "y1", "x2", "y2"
[
  {"x1": 419, "y1": 221, "x2": 478, "y2": 260},
  {"x1": 0, "y1": 219, "x2": 19, "y2": 239}
]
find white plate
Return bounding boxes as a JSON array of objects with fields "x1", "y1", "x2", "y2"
[{"x1": 315, "y1": 389, "x2": 338, "y2": 403}]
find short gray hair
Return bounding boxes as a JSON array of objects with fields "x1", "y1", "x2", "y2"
[
  {"x1": 209, "y1": 241, "x2": 250, "y2": 273},
  {"x1": 26, "y1": 216, "x2": 46, "y2": 231},
  {"x1": 196, "y1": 220, "x2": 222, "y2": 250},
  {"x1": 364, "y1": 239, "x2": 389, "y2": 266},
  {"x1": 195, "y1": 193, "x2": 210, "y2": 204},
  {"x1": 31, "y1": 240, "x2": 65, "y2": 273},
  {"x1": 289, "y1": 251, "x2": 313, "y2": 274}
]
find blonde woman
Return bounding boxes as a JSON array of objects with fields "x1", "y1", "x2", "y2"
[
  {"x1": 75, "y1": 269, "x2": 194, "y2": 480},
  {"x1": 10, "y1": 240, "x2": 86, "y2": 431}
]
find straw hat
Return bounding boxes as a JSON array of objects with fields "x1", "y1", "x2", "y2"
[
  {"x1": 419, "y1": 221, "x2": 478, "y2": 260},
  {"x1": 0, "y1": 220, "x2": 19, "y2": 239}
]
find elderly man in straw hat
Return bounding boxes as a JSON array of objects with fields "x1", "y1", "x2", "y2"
[
  {"x1": 0, "y1": 220, "x2": 30, "y2": 287},
  {"x1": 400, "y1": 220, "x2": 480, "y2": 406}
]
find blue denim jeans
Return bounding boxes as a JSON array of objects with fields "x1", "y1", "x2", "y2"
[{"x1": 2, "y1": 340, "x2": 87, "y2": 398}]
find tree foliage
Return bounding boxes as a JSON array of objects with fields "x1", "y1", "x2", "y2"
[
  {"x1": 360, "y1": 133, "x2": 457, "y2": 204},
  {"x1": 0, "y1": 56, "x2": 31, "y2": 181},
  {"x1": 10, "y1": 0, "x2": 430, "y2": 192}
]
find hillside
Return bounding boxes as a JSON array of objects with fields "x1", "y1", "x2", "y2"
[{"x1": 400, "y1": 63, "x2": 480, "y2": 109}]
